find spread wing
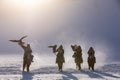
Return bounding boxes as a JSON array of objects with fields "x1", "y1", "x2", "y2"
[
  {"x1": 9, "y1": 35, "x2": 27, "y2": 43},
  {"x1": 20, "y1": 35, "x2": 27, "y2": 41},
  {"x1": 9, "y1": 40, "x2": 19, "y2": 42}
]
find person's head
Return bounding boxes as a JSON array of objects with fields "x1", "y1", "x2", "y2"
[
  {"x1": 90, "y1": 47, "x2": 93, "y2": 50},
  {"x1": 54, "y1": 45, "x2": 57, "y2": 47},
  {"x1": 59, "y1": 45, "x2": 63, "y2": 49}
]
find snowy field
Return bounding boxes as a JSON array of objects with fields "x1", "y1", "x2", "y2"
[{"x1": 0, "y1": 54, "x2": 120, "y2": 80}]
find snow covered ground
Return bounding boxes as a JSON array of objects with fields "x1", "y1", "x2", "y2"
[{"x1": 0, "y1": 54, "x2": 120, "y2": 80}]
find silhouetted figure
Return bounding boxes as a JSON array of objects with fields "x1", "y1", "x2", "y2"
[
  {"x1": 19, "y1": 42, "x2": 34, "y2": 72},
  {"x1": 56, "y1": 45, "x2": 65, "y2": 72},
  {"x1": 87, "y1": 47, "x2": 96, "y2": 71},
  {"x1": 10, "y1": 36, "x2": 34, "y2": 72},
  {"x1": 71, "y1": 45, "x2": 83, "y2": 70},
  {"x1": 49, "y1": 45, "x2": 65, "y2": 72}
]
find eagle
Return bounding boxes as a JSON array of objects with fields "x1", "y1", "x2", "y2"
[{"x1": 9, "y1": 36, "x2": 27, "y2": 44}]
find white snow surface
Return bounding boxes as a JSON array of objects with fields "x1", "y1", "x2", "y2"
[{"x1": 0, "y1": 54, "x2": 120, "y2": 80}]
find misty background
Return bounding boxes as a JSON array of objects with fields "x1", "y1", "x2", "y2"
[{"x1": 0, "y1": 0, "x2": 120, "y2": 66}]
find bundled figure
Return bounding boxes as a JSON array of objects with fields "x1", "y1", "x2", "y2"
[
  {"x1": 71, "y1": 45, "x2": 83, "y2": 70},
  {"x1": 87, "y1": 47, "x2": 96, "y2": 71},
  {"x1": 49, "y1": 45, "x2": 65, "y2": 72},
  {"x1": 10, "y1": 36, "x2": 34, "y2": 72}
]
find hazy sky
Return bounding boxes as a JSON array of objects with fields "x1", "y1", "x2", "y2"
[{"x1": 0, "y1": 0, "x2": 120, "y2": 62}]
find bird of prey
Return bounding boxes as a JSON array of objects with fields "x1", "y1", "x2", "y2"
[{"x1": 9, "y1": 36, "x2": 27, "y2": 44}]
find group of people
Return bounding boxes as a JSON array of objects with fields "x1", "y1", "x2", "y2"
[
  {"x1": 49, "y1": 45, "x2": 96, "y2": 72},
  {"x1": 10, "y1": 36, "x2": 96, "y2": 72}
]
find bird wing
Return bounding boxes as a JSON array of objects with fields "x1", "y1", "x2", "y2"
[
  {"x1": 9, "y1": 35, "x2": 27, "y2": 43},
  {"x1": 20, "y1": 35, "x2": 27, "y2": 41},
  {"x1": 9, "y1": 40, "x2": 19, "y2": 42}
]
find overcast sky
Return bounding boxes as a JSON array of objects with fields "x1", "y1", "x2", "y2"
[{"x1": 0, "y1": 0, "x2": 120, "y2": 62}]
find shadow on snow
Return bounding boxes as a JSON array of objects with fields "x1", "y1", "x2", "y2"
[{"x1": 0, "y1": 64, "x2": 120, "y2": 80}]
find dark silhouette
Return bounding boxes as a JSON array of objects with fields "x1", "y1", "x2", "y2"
[
  {"x1": 10, "y1": 36, "x2": 34, "y2": 72},
  {"x1": 71, "y1": 45, "x2": 83, "y2": 70},
  {"x1": 48, "y1": 45, "x2": 57, "y2": 53},
  {"x1": 56, "y1": 45, "x2": 65, "y2": 72},
  {"x1": 9, "y1": 36, "x2": 27, "y2": 44},
  {"x1": 87, "y1": 47, "x2": 96, "y2": 71},
  {"x1": 49, "y1": 45, "x2": 65, "y2": 72}
]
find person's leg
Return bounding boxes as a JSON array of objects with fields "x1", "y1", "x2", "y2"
[
  {"x1": 75, "y1": 63, "x2": 78, "y2": 69},
  {"x1": 60, "y1": 63, "x2": 63, "y2": 72},
  {"x1": 77, "y1": 63, "x2": 80, "y2": 70},
  {"x1": 58, "y1": 63, "x2": 60, "y2": 71},
  {"x1": 78, "y1": 63, "x2": 81, "y2": 70},
  {"x1": 27, "y1": 64, "x2": 30, "y2": 72},
  {"x1": 88, "y1": 62, "x2": 90, "y2": 70},
  {"x1": 23, "y1": 61, "x2": 26, "y2": 71},
  {"x1": 92, "y1": 63, "x2": 95, "y2": 71}
]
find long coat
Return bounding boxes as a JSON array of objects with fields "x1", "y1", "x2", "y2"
[
  {"x1": 56, "y1": 48, "x2": 65, "y2": 63},
  {"x1": 73, "y1": 52, "x2": 83, "y2": 63}
]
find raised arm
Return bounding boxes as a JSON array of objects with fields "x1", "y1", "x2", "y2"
[{"x1": 18, "y1": 41, "x2": 26, "y2": 50}]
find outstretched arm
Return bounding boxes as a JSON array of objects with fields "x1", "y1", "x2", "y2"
[{"x1": 18, "y1": 36, "x2": 27, "y2": 49}]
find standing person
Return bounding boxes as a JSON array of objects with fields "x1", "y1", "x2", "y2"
[
  {"x1": 18, "y1": 43, "x2": 33, "y2": 72},
  {"x1": 56, "y1": 45, "x2": 65, "y2": 72},
  {"x1": 87, "y1": 47, "x2": 96, "y2": 71},
  {"x1": 71, "y1": 45, "x2": 83, "y2": 70},
  {"x1": 49, "y1": 45, "x2": 65, "y2": 72},
  {"x1": 9, "y1": 36, "x2": 34, "y2": 72},
  {"x1": 18, "y1": 42, "x2": 34, "y2": 72}
]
